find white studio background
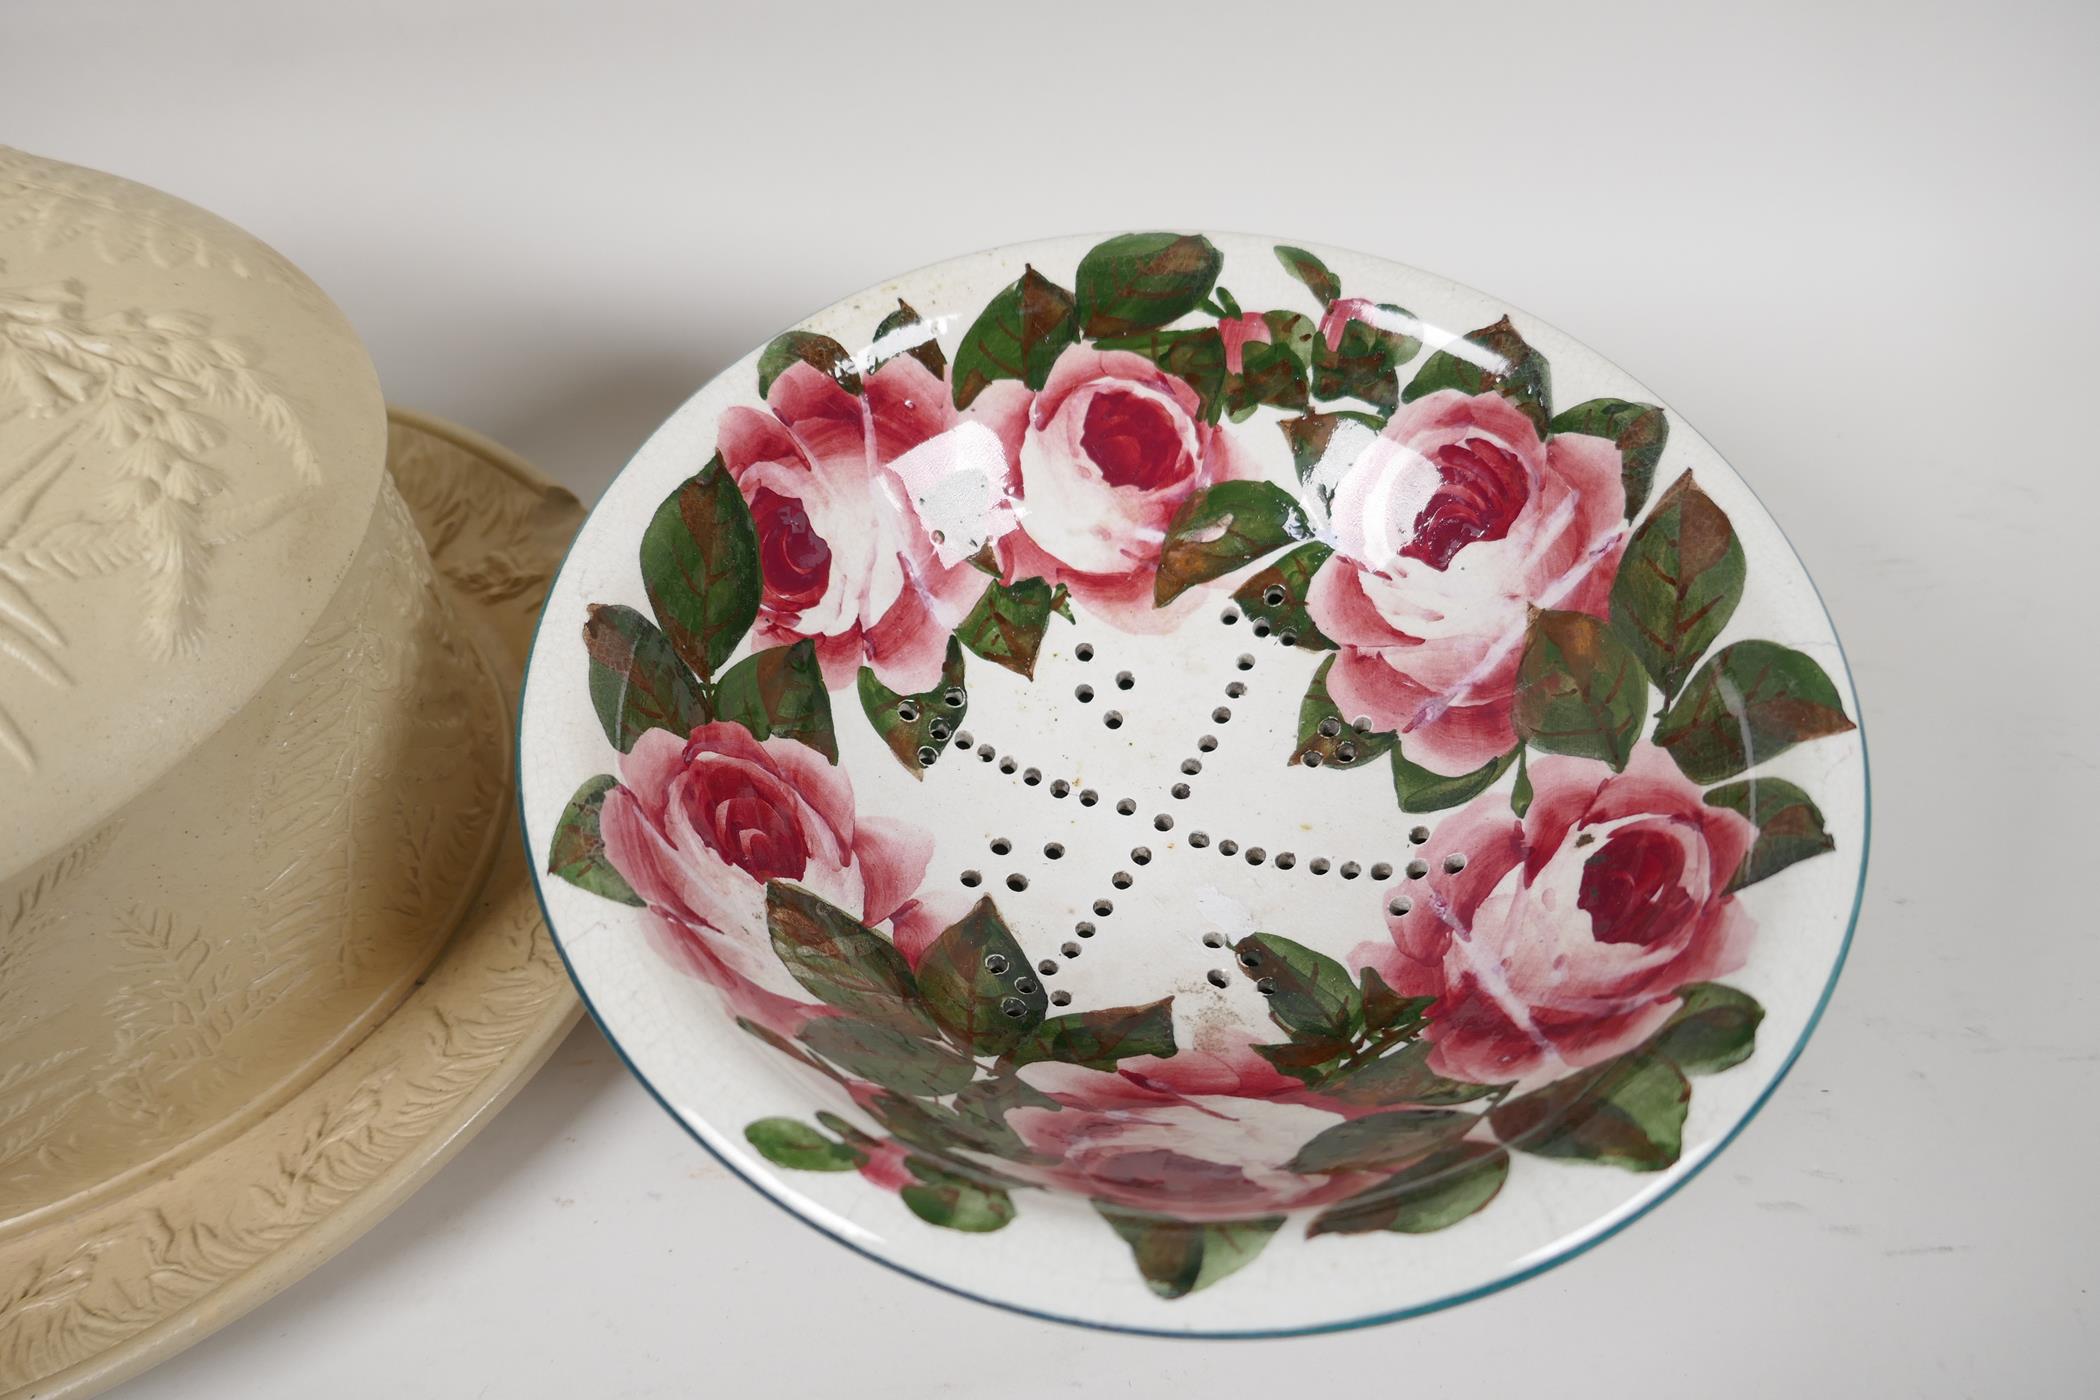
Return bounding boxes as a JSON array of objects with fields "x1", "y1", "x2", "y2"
[{"x1": 5, "y1": 2, "x2": 2093, "y2": 1395}]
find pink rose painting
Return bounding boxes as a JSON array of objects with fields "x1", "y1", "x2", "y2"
[
  {"x1": 544, "y1": 232, "x2": 1854, "y2": 1302},
  {"x1": 1003, "y1": 1054, "x2": 1364, "y2": 1220},
  {"x1": 1307, "y1": 389, "x2": 1628, "y2": 775},
  {"x1": 996, "y1": 346, "x2": 1259, "y2": 631},
  {"x1": 719, "y1": 356, "x2": 1005, "y2": 694},
  {"x1": 1358, "y1": 749, "x2": 1756, "y2": 1084},
  {"x1": 598, "y1": 723, "x2": 930, "y2": 1027}
]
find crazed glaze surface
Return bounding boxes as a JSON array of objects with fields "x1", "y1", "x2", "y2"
[
  {"x1": 523, "y1": 232, "x2": 1868, "y2": 1333},
  {"x1": 0, "y1": 146, "x2": 386, "y2": 874}
]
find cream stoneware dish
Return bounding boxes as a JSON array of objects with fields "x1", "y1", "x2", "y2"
[
  {"x1": 519, "y1": 232, "x2": 1867, "y2": 1334},
  {"x1": 0, "y1": 148, "x2": 582, "y2": 1397}
]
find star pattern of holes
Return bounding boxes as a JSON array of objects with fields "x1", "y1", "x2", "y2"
[{"x1": 933, "y1": 630, "x2": 1469, "y2": 988}]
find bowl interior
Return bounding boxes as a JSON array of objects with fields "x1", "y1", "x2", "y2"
[{"x1": 521, "y1": 232, "x2": 1864, "y2": 1328}]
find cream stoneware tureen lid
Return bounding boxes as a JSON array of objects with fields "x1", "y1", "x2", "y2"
[
  {"x1": 0, "y1": 148, "x2": 583, "y2": 1400},
  {"x1": 0, "y1": 145, "x2": 384, "y2": 876}
]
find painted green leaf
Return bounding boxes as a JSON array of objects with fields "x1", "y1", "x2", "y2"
[
  {"x1": 1233, "y1": 932, "x2": 1360, "y2": 1044},
  {"x1": 1274, "y1": 244, "x2": 1342, "y2": 306},
  {"x1": 1252, "y1": 1042, "x2": 1343, "y2": 1081},
  {"x1": 1262, "y1": 307, "x2": 1318, "y2": 366},
  {"x1": 1230, "y1": 542, "x2": 1335, "y2": 650},
  {"x1": 638, "y1": 456, "x2": 761, "y2": 683},
  {"x1": 1650, "y1": 982, "x2": 1764, "y2": 1075},
  {"x1": 1001, "y1": 998, "x2": 1177, "y2": 1071},
  {"x1": 1401, "y1": 314, "x2": 1553, "y2": 435},
  {"x1": 1550, "y1": 397, "x2": 1670, "y2": 517},
  {"x1": 914, "y1": 896, "x2": 1046, "y2": 1057},
  {"x1": 1251, "y1": 1036, "x2": 1358, "y2": 1082},
  {"x1": 1094, "y1": 1204, "x2": 1283, "y2": 1300},
  {"x1": 1609, "y1": 473, "x2": 1745, "y2": 701},
  {"x1": 757, "y1": 329, "x2": 861, "y2": 397},
  {"x1": 1511, "y1": 746, "x2": 1534, "y2": 816},
  {"x1": 1390, "y1": 742, "x2": 1517, "y2": 812},
  {"x1": 546, "y1": 773, "x2": 643, "y2": 905},
  {"x1": 1224, "y1": 321, "x2": 1312, "y2": 422},
  {"x1": 813, "y1": 1109, "x2": 883, "y2": 1154},
  {"x1": 858, "y1": 1091, "x2": 986, "y2": 1162},
  {"x1": 1153, "y1": 481, "x2": 1313, "y2": 606},
  {"x1": 1074, "y1": 232, "x2": 1223, "y2": 336},
  {"x1": 1090, "y1": 326, "x2": 1229, "y2": 421},
  {"x1": 1287, "y1": 1108, "x2": 1473, "y2": 1174},
  {"x1": 1313, "y1": 304, "x2": 1420, "y2": 414},
  {"x1": 951, "y1": 265, "x2": 1079, "y2": 409},
  {"x1": 1511, "y1": 608, "x2": 1649, "y2": 771},
  {"x1": 869, "y1": 298, "x2": 946, "y2": 379},
  {"x1": 951, "y1": 1073, "x2": 1061, "y2": 1124},
  {"x1": 899, "y1": 1158, "x2": 1016, "y2": 1232},
  {"x1": 1490, "y1": 1051, "x2": 1689, "y2": 1171},
  {"x1": 956, "y1": 576, "x2": 1056, "y2": 679},
  {"x1": 765, "y1": 881, "x2": 933, "y2": 1036},
  {"x1": 1704, "y1": 777, "x2": 1836, "y2": 890},
  {"x1": 713, "y1": 638, "x2": 836, "y2": 761},
  {"x1": 581, "y1": 603, "x2": 707, "y2": 752},
  {"x1": 1279, "y1": 410, "x2": 1384, "y2": 491},
  {"x1": 744, "y1": 1117, "x2": 862, "y2": 1172},
  {"x1": 1320, "y1": 1039, "x2": 1505, "y2": 1109},
  {"x1": 856, "y1": 638, "x2": 968, "y2": 778},
  {"x1": 1653, "y1": 640, "x2": 1856, "y2": 784},
  {"x1": 1291, "y1": 655, "x2": 1395, "y2": 769},
  {"x1": 1308, "y1": 1143, "x2": 1509, "y2": 1237},
  {"x1": 1355, "y1": 967, "x2": 1425, "y2": 1039},
  {"x1": 798, "y1": 1016, "x2": 977, "y2": 1097},
  {"x1": 948, "y1": 1075, "x2": 1062, "y2": 1162},
  {"x1": 851, "y1": 1096, "x2": 1033, "y2": 1184}
]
